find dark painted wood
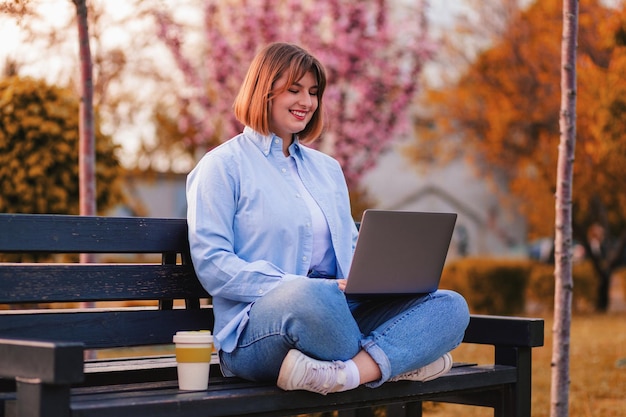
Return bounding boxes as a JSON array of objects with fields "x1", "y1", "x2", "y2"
[
  {"x1": 0, "y1": 264, "x2": 208, "y2": 304},
  {"x1": 464, "y1": 314, "x2": 544, "y2": 347},
  {"x1": 0, "y1": 338, "x2": 84, "y2": 384},
  {"x1": 0, "y1": 214, "x2": 188, "y2": 254},
  {"x1": 16, "y1": 380, "x2": 72, "y2": 417},
  {"x1": 67, "y1": 366, "x2": 518, "y2": 417},
  {"x1": 0, "y1": 309, "x2": 214, "y2": 349}
]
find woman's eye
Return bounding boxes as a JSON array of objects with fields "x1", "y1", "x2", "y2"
[{"x1": 288, "y1": 89, "x2": 299, "y2": 94}]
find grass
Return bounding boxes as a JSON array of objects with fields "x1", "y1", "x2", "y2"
[{"x1": 425, "y1": 312, "x2": 626, "y2": 417}]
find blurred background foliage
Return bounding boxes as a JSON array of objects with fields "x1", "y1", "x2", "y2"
[
  {"x1": 410, "y1": 0, "x2": 626, "y2": 311},
  {"x1": 0, "y1": 76, "x2": 125, "y2": 214},
  {"x1": 440, "y1": 258, "x2": 617, "y2": 315}
]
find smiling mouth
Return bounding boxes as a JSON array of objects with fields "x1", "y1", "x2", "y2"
[{"x1": 290, "y1": 110, "x2": 307, "y2": 120}]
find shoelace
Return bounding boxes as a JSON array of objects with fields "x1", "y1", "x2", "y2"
[
  {"x1": 390, "y1": 355, "x2": 450, "y2": 382},
  {"x1": 397, "y1": 368, "x2": 423, "y2": 380},
  {"x1": 301, "y1": 360, "x2": 347, "y2": 395}
]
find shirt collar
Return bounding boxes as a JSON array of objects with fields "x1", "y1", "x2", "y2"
[
  {"x1": 243, "y1": 126, "x2": 304, "y2": 160},
  {"x1": 288, "y1": 138, "x2": 304, "y2": 160}
]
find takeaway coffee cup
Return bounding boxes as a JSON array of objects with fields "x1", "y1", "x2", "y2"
[{"x1": 173, "y1": 330, "x2": 213, "y2": 391}]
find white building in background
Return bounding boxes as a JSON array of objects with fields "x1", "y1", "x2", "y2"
[
  {"x1": 362, "y1": 141, "x2": 528, "y2": 260},
  {"x1": 112, "y1": 173, "x2": 188, "y2": 219}
]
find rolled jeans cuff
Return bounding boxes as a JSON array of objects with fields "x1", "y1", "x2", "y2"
[{"x1": 360, "y1": 338, "x2": 391, "y2": 388}]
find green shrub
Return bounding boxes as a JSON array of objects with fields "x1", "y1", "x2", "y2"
[
  {"x1": 0, "y1": 76, "x2": 125, "y2": 214},
  {"x1": 526, "y1": 260, "x2": 598, "y2": 312},
  {"x1": 526, "y1": 262, "x2": 555, "y2": 312},
  {"x1": 442, "y1": 257, "x2": 600, "y2": 314},
  {"x1": 441, "y1": 258, "x2": 532, "y2": 315}
]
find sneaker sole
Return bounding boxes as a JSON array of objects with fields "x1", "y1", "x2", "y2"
[
  {"x1": 421, "y1": 352, "x2": 453, "y2": 382},
  {"x1": 277, "y1": 349, "x2": 302, "y2": 391}
]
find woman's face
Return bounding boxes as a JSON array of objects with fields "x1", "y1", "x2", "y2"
[{"x1": 269, "y1": 71, "x2": 319, "y2": 143}]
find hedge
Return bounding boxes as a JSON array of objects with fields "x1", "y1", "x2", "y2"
[{"x1": 440, "y1": 258, "x2": 598, "y2": 315}]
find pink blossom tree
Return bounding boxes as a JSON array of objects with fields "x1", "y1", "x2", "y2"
[{"x1": 153, "y1": 0, "x2": 433, "y2": 191}]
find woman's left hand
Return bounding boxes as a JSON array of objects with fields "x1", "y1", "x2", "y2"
[{"x1": 336, "y1": 279, "x2": 347, "y2": 292}]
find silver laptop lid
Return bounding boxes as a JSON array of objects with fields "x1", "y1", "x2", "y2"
[{"x1": 344, "y1": 210, "x2": 457, "y2": 295}]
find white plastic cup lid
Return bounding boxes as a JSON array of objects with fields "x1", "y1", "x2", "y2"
[{"x1": 173, "y1": 330, "x2": 213, "y2": 344}]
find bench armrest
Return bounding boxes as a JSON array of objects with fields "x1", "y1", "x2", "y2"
[
  {"x1": 463, "y1": 315, "x2": 544, "y2": 348},
  {"x1": 0, "y1": 338, "x2": 84, "y2": 384}
]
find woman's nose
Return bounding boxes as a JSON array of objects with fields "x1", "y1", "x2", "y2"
[{"x1": 298, "y1": 92, "x2": 312, "y2": 107}]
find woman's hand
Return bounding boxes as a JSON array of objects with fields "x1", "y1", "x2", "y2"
[{"x1": 336, "y1": 279, "x2": 347, "y2": 292}]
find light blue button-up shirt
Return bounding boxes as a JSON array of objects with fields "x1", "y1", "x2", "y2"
[{"x1": 186, "y1": 127, "x2": 358, "y2": 353}]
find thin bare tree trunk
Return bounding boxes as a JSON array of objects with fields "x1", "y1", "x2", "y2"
[
  {"x1": 551, "y1": 1, "x2": 579, "y2": 416},
  {"x1": 73, "y1": 0, "x2": 96, "y2": 265}
]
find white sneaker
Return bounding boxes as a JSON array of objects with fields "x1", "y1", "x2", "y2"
[
  {"x1": 277, "y1": 349, "x2": 348, "y2": 395},
  {"x1": 389, "y1": 353, "x2": 453, "y2": 382}
]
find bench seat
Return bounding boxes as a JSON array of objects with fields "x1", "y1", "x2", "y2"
[
  {"x1": 68, "y1": 366, "x2": 517, "y2": 417},
  {"x1": 1, "y1": 362, "x2": 520, "y2": 417}
]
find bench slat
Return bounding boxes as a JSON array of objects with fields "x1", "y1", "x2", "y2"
[
  {"x1": 0, "y1": 309, "x2": 214, "y2": 349},
  {"x1": 0, "y1": 264, "x2": 208, "y2": 304},
  {"x1": 0, "y1": 214, "x2": 188, "y2": 254}
]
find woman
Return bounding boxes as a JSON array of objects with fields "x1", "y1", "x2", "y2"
[{"x1": 186, "y1": 42, "x2": 469, "y2": 395}]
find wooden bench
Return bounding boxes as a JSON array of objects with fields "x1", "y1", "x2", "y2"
[{"x1": 0, "y1": 213, "x2": 544, "y2": 417}]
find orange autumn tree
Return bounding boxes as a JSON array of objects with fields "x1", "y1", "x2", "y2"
[{"x1": 411, "y1": 0, "x2": 626, "y2": 311}]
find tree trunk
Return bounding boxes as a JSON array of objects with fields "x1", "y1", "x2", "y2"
[
  {"x1": 73, "y1": 0, "x2": 96, "y2": 265},
  {"x1": 596, "y1": 269, "x2": 611, "y2": 311},
  {"x1": 551, "y1": 1, "x2": 579, "y2": 417}
]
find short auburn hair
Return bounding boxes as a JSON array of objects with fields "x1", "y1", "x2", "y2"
[{"x1": 233, "y1": 42, "x2": 327, "y2": 144}]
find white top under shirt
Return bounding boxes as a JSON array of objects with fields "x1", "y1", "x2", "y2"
[{"x1": 287, "y1": 156, "x2": 336, "y2": 276}]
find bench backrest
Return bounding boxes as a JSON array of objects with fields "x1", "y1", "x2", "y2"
[{"x1": 0, "y1": 214, "x2": 213, "y2": 349}]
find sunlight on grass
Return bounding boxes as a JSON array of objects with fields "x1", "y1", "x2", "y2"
[{"x1": 424, "y1": 312, "x2": 626, "y2": 417}]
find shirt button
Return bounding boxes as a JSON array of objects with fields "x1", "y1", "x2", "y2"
[
  {"x1": 296, "y1": 193, "x2": 301, "y2": 198},
  {"x1": 274, "y1": 139, "x2": 280, "y2": 144},
  {"x1": 258, "y1": 289, "x2": 264, "y2": 294},
  {"x1": 281, "y1": 168, "x2": 286, "y2": 173},
  {"x1": 302, "y1": 256, "x2": 307, "y2": 261}
]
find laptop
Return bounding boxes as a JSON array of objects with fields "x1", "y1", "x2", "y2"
[{"x1": 344, "y1": 210, "x2": 457, "y2": 295}]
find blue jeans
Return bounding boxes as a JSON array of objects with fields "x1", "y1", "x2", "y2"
[{"x1": 219, "y1": 277, "x2": 469, "y2": 387}]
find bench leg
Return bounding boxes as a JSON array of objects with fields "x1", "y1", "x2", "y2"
[
  {"x1": 12, "y1": 379, "x2": 70, "y2": 417},
  {"x1": 337, "y1": 403, "x2": 422, "y2": 417},
  {"x1": 393, "y1": 402, "x2": 422, "y2": 417},
  {"x1": 495, "y1": 346, "x2": 533, "y2": 417},
  {"x1": 338, "y1": 408, "x2": 375, "y2": 417},
  {"x1": 488, "y1": 385, "x2": 513, "y2": 417}
]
